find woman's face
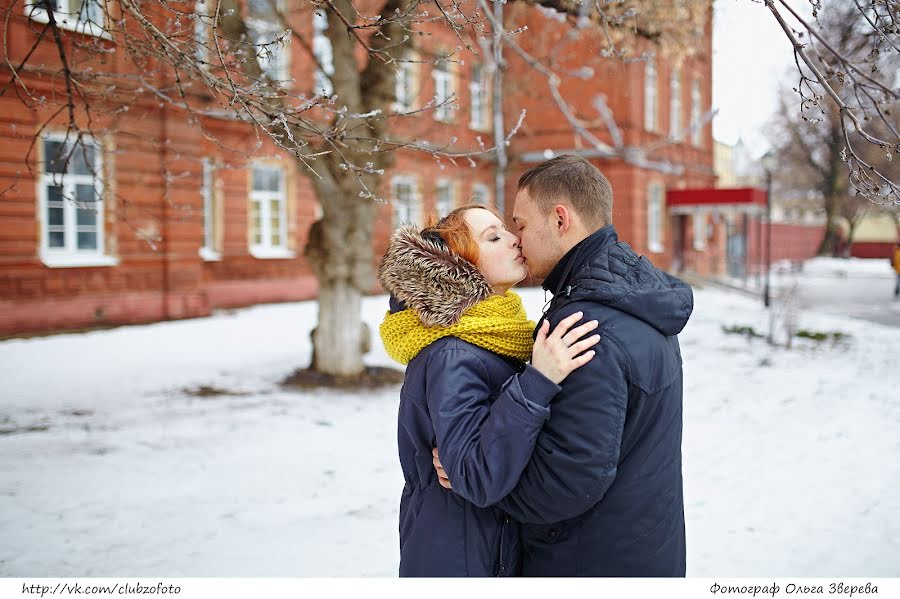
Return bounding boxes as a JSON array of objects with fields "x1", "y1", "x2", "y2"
[{"x1": 462, "y1": 208, "x2": 527, "y2": 294}]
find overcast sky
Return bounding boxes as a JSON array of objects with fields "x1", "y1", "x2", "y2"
[{"x1": 712, "y1": 0, "x2": 813, "y2": 158}]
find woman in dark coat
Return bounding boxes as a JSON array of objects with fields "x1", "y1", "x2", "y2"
[{"x1": 378, "y1": 204, "x2": 600, "y2": 577}]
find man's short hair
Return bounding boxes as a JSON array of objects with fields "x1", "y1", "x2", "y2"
[{"x1": 517, "y1": 154, "x2": 613, "y2": 228}]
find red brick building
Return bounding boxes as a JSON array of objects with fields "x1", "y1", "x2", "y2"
[{"x1": 1, "y1": 1, "x2": 717, "y2": 336}]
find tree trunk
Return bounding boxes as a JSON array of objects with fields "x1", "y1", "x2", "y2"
[
  {"x1": 313, "y1": 277, "x2": 366, "y2": 375},
  {"x1": 304, "y1": 166, "x2": 377, "y2": 377},
  {"x1": 817, "y1": 195, "x2": 842, "y2": 256},
  {"x1": 843, "y1": 220, "x2": 859, "y2": 258}
]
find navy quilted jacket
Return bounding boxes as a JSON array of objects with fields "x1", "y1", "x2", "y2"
[
  {"x1": 492, "y1": 225, "x2": 693, "y2": 577},
  {"x1": 395, "y1": 329, "x2": 561, "y2": 576},
  {"x1": 379, "y1": 225, "x2": 564, "y2": 577}
]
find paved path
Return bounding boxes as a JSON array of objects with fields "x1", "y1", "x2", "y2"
[
  {"x1": 686, "y1": 265, "x2": 900, "y2": 328},
  {"x1": 779, "y1": 271, "x2": 900, "y2": 328}
]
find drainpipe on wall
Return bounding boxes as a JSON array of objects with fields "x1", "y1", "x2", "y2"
[
  {"x1": 159, "y1": 75, "x2": 171, "y2": 321},
  {"x1": 491, "y1": 0, "x2": 506, "y2": 217}
]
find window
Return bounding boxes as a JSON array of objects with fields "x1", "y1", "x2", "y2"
[
  {"x1": 392, "y1": 176, "x2": 419, "y2": 226},
  {"x1": 647, "y1": 183, "x2": 664, "y2": 253},
  {"x1": 670, "y1": 69, "x2": 683, "y2": 141},
  {"x1": 250, "y1": 164, "x2": 288, "y2": 257},
  {"x1": 433, "y1": 59, "x2": 455, "y2": 122},
  {"x1": 25, "y1": 0, "x2": 107, "y2": 37},
  {"x1": 693, "y1": 212, "x2": 707, "y2": 250},
  {"x1": 39, "y1": 134, "x2": 114, "y2": 267},
  {"x1": 394, "y1": 54, "x2": 418, "y2": 112},
  {"x1": 469, "y1": 64, "x2": 491, "y2": 130},
  {"x1": 200, "y1": 159, "x2": 220, "y2": 261},
  {"x1": 644, "y1": 57, "x2": 658, "y2": 132},
  {"x1": 247, "y1": 0, "x2": 289, "y2": 82},
  {"x1": 194, "y1": 0, "x2": 211, "y2": 63},
  {"x1": 312, "y1": 10, "x2": 334, "y2": 96},
  {"x1": 435, "y1": 180, "x2": 454, "y2": 217},
  {"x1": 691, "y1": 79, "x2": 703, "y2": 147},
  {"x1": 471, "y1": 183, "x2": 491, "y2": 206}
]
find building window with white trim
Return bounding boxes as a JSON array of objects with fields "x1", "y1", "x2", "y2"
[
  {"x1": 39, "y1": 134, "x2": 111, "y2": 266},
  {"x1": 195, "y1": 0, "x2": 211, "y2": 63},
  {"x1": 200, "y1": 159, "x2": 221, "y2": 261},
  {"x1": 25, "y1": 0, "x2": 107, "y2": 37},
  {"x1": 433, "y1": 59, "x2": 455, "y2": 123},
  {"x1": 469, "y1": 64, "x2": 490, "y2": 131},
  {"x1": 647, "y1": 183, "x2": 664, "y2": 253},
  {"x1": 394, "y1": 53, "x2": 418, "y2": 112},
  {"x1": 313, "y1": 9, "x2": 334, "y2": 96},
  {"x1": 691, "y1": 79, "x2": 703, "y2": 147},
  {"x1": 247, "y1": 0, "x2": 289, "y2": 83},
  {"x1": 471, "y1": 183, "x2": 490, "y2": 206},
  {"x1": 392, "y1": 176, "x2": 419, "y2": 226},
  {"x1": 670, "y1": 68, "x2": 683, "y2": 141},
  {"x1": 644, "y1": 57, "x2": 658, "y2": 132},
  {"x1": 435, "y1": 180, "x2": 455, "y2": 217},
  {"x1": 250, "y1": 164, "x2": 288, "y2": 256},
  {"x1": 693, "y1": 211, "x2": 707, "y2": 250}
]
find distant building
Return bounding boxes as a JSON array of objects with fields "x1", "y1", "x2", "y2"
[{"x1": 677, "y1": 139, "x2": 827, "y2": 283}]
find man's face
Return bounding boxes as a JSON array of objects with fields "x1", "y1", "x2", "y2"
[{"x1": 511, "y1": 188, "x2": 566, "y2": 280}]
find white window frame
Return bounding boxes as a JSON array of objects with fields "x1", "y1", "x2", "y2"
[
  {"x1": 249, "y1": 164, "x2": 292, "y2": 259},
  {"x1": 199, "y1": 158, "x2": 221, "y2": 261},
  {"x1": 691, "y1": 79, "x2": 703, "y2": 147},
  {"x1": 670, "y1": 68, "x2": 683, "y2": 141},
  {"x1": 469, "y1": 64, "x2": 490, "y2": 131},
  {"x1": 24, "y1": 0, "x2": 109, "y2": 39},
  {"x1": 471, "y1": 183, "x2": 491, "y2": 207},
  {"x1": 247, "y1": 0, "x2": 290, "y2": 83},
  {"x1": 647, "y1": 183, "x2": 664, "y2": 254},
  {"x1": 644, "y1": 57, "x2": 658, "y2": 132},
  {"x1": 394, "y1": 54, "x2": 418, "y2": 112},
  {"x1": 433, "y1": 60, "x2": 455, "y2": 123},
  {"x1": 194, "y1": 0, "x2": 211, "y2": 63},
  {"x1": 392, "y1": 175, "x2": 420, "y2": 226},
  {"x1": 693, "y1": 211, "x2": 707, "y2": 250},
  {"x1": 38, "y1": 133, "x2": 117, "y2": 268},
  {"x1": 313, "y1": 9, "x2": 334, "y2": 96},
  {"x1": 435, "y1": 179, "x2": 455, "y2": 217}
]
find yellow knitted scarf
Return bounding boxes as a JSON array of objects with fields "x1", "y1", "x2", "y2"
[{"x1": 380, "y1": 291, "x2": 535, "y2": 365}]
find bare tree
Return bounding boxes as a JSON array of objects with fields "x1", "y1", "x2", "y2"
[
  {"x1": 769, "y1": 87, "x2": 852, "y2": 255},
  {"x1": 767, "y1": 0, "x2": 899, "y2": 254},
  {"x1": 763, "y1": 0, "x2": 900, "y2": 208},
  {"x1": 3, "y1": 0, "x2": 506, "y2": 377}
]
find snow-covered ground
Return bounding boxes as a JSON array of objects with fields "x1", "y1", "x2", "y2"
[{"x1": 1, "y1": 260, "x2": 898, "y2": 577}]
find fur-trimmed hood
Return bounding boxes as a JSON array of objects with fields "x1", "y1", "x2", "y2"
[{"x1": 378, "y1": 225, "x2": 493, "y2": 327}]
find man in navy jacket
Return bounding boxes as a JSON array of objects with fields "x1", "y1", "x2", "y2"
[{"x1": 436, "y1": 154, "x2": 693, "y2": 576}]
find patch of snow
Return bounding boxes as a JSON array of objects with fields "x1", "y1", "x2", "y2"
[{"x1": 1, "y1": 260, "x2": 898, "y2": 576}]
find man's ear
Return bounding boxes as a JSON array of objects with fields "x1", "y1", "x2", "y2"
[{"x1": 554, "y1": 204, "x2": 571, "y2": 235}]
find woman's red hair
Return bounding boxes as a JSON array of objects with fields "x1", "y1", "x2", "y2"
[{"x1": 423, "y1": 204, "x2": 503, "y2": 266}]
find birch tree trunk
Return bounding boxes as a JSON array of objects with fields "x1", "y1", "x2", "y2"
[
  {"x1": 304, "y1": 166, "x2": 377, "y2": 377},
  {"x1": 299, "y1": 0, "x2": 403, "y2": 377}
]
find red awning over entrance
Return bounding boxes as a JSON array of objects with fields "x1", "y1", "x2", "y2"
[{"x1": 666, "y1": 187, "x2": 766, "y2": 215}]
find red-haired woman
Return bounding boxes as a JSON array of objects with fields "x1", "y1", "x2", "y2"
[{"x1": 378, "y1": 204, "x2": 600, "y2": 576}]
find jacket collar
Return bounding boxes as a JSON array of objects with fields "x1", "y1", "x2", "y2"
[{"x1": 542, "y1": 225, "x2": 619, "y2": 296}]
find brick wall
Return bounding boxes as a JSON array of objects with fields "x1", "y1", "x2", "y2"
[
  {"x1": 745, "y1": 221, "x2": 826, "y2": 273},
  {"x1": 1, "y1": 1, "x2": 717, "y2": 335}
]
